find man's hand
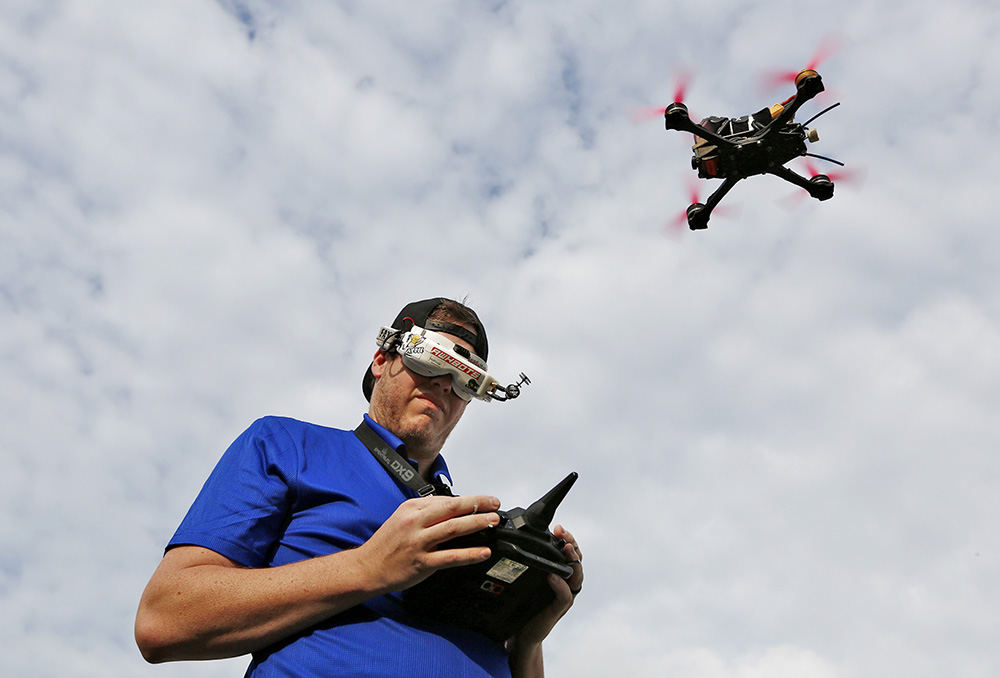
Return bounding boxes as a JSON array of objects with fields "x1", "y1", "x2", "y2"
[
  {"x1": 358, "y1": 494, "x2": 502, "y2": 595},
  {"x1": 508, "y1": 525, "x2": 584, "y2": 677},
  {"x1": 519, "y1": 524, "x2": 583, "y2": 644}
]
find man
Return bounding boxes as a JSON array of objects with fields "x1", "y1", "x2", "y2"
[{"x1": 135, "y1": 298, "x2": 583, "y2": 677}]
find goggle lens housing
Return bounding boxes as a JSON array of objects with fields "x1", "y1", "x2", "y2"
[{"x1": 393, "y1": 327, "x2": 492, "y2": 402}]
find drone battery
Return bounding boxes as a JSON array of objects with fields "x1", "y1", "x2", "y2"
[{"x1": 403, "y1": 472, "x2": 578, "y2": 642}]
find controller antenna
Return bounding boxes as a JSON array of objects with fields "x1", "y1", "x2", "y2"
[{"x1": 516, "y1": 472, "x2": 579, "y2": 533}]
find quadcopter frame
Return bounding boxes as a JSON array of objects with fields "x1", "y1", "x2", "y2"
[{"x1": 664, "y1": 70, "x2": 837, "y2": 230}]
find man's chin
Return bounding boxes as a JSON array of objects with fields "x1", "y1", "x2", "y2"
[
  {"x1": 397, "y1": 418, "x2": 440, "y2": 446},
  {"x1": 400, "y1": 416, "x2": 460, "y2": 456}
]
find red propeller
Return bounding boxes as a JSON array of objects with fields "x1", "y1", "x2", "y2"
[
  {"x1": 630, "y1": 71, "x2": 694, "y2": 123},
  {"x1": 669, "y1": 180, "x2": 704, "y2": 230},
  {"x1": 804, "y1": 158, "x2": 861, "y2": 185},
  {"x1": 761, "y1": 36, "x2": 842, "y2": 91},
  {"x1": 666, "y1": 179, "x2": 739, "y2": 233},
  {"x1": 630, "y1": 105, "x2": 668, "y2": 123},
  {"x1": 671, "y1": 70, "x2": 693, "y2": 104},
  {"x1": 780, "y1": 158, "x2": 863, "y2": 208}
]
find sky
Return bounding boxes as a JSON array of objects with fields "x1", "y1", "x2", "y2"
[{"x1": 2, "y1": 1, "x2": 998, "y2": 676}]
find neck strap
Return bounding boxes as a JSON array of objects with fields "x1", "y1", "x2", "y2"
[{"x1": 354, "y1": 421, "x2": 450, "y2": 497}]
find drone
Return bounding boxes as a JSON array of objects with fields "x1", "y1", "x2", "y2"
[{"x1": 663, "y1": 68, "x2": 843, "y2": 230}]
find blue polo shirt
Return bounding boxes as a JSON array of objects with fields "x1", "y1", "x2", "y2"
[{"x1": 168, "y1": 415, "x2": 510, "y2": 677}]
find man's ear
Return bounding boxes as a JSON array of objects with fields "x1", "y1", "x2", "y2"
[{"x1": 370, "y1": 349, "x2": 390, "y2": 379}]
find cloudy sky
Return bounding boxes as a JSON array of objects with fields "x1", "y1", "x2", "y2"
[{"x1": 3, "y1": 1, "x2": 998, "y2": 676}]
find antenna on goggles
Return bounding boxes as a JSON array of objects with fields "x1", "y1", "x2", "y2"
[{"x1": 487, "y1": 373, "x2": 531, "y2": 401}]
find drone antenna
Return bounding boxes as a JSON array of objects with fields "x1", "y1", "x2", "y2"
[
  {"x1": 802, "y1": 102, "x2": 841, "y2": 127},
  {"x1": 803, "y1": 152, "x2": 845, "y2": 167}
]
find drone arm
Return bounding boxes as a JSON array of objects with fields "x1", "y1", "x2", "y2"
[
  {"x1": 689, "y1": 125, "x2": 739, "y2": 152},
  {"x1": 767, "y1": 165, "x2": 813, "y2": 191},
  {"x1": 686, "y1": 176, "x2": 740, "y2": 230},
  {"x1": 702, "y1": 176, "x2": 739, "y2": 212},
  {"x1": 760, "y1": 72, "x2": 825, "y2": 136},
  {"x1": 664, "y1": 104, "x2": 739, "y2": 151},
  {"x1": 767, "y1": 165, "x2": 833, "y2": 201}
]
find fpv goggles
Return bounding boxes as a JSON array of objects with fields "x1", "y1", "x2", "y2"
[{"x1": 376, "y1": 324, "x2": 529, "y2": 402}]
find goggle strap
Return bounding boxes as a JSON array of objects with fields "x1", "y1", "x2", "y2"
[{"x1": 423, "y1": 319, "x2": 482, "y2": 356}]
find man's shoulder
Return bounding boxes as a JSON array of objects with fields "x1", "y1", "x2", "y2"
[
  {"x1": 243, "y1": 415, "x2": 363, "y2": 452},
  {"x1": 248, "y1": 415, "x2": 353, "y2": 435},
  {"x1": 224, "y1": 416, "x2": 372, "y2": 482}
]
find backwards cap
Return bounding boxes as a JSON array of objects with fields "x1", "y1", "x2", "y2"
[{"x1": 362, "y1": 297, "x2": 489, "y2": 401}]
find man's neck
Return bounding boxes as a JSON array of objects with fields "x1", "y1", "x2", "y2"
[{"x1": 402, "y1": 443, "x2": 438, "y2": 480}]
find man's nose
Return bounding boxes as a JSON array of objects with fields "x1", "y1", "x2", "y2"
[{"x1": 427, "y1": 372, "x2": 453, "y2": 394}]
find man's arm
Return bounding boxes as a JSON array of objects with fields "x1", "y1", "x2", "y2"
[
  {"x1": 135, "y1": 494, "x2": 500, "y2": 663},
  {"x1": 508, "y1": 637, "x2": 546, "y2": 678}
]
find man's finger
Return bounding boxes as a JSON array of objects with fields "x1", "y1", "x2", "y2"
[
  {"x1": 426, "y1": 511, "x2": 501, "y2": 547},
  {"x1": 424, "y1": 545, "x2": 493, "y2": 571},
  {"x1": 411, "y1": 494, "x2": 500, "y2": 525}
]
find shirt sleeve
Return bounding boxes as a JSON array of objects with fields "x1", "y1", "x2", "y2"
[{"x1": 167, "y1": 417, "x2": 298, "y2": 568}]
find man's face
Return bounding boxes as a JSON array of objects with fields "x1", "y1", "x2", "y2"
[{"x1": 368, "y1": 325, "x2": 474, "y2": 459}]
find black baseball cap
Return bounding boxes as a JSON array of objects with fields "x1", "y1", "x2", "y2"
[{"x1": 362, "y1": 297, "x2": 489, "y2": 401}]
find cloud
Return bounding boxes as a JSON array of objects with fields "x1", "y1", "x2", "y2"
[{"x1": 2, "y1": 1, "x2": 999, "y2": 676}]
